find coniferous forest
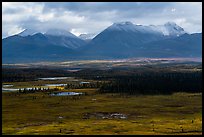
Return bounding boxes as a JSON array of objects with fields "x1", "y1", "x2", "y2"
[{"x1": 2, "y1": 64, "x2": 202, "y2": 95}]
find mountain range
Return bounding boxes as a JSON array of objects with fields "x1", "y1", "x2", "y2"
[{"x1": 2, "y1": 21, "x2": 202, "y2": 63}]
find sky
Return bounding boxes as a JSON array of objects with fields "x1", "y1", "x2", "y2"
[{"x1": 2, "y1": 2, "x2": 202, "y2": 38}]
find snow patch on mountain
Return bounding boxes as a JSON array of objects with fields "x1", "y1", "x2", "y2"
[
  {"x1": 107, "y1": 21, "x2": 186, "y2": 36},
  {"x1": 109, "y1": 21, "x2": 138, "y2": 32},
  {"x1": 163, "y1": 22, "x2": 186, "y2": 36},
  {"x1": 79, "y1": 33, "x2": 97, "y2": 40}
]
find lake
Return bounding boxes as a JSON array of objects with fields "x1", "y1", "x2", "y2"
[
  {"x1": 2, "y1": 87, "x2": 49, "y2": 92},
  {"x1": 50, "y1": 92, "x2": 83, "y2": 96},
  {"x1": 38, "y1": 77, "x2": 71, "y2": 80},
  {"x1": 2, "y1": 88, "x2": 19, "y2": 92},
  {"x1": 44, "y1": 84, "x2": 67, "y2": 87},
  {"x1": 2, "y1": 84, "x2": 14, "y2": 87},
  {"x1": 80, "y1": 82, "x2": 90, "y2": 84}
]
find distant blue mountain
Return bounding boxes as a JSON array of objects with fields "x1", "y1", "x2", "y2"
[
  {"x1": 2, "y1": 22, "x2": 202, "y2": 63},
  {"x1": 81, "y1": 22, "x2": 201, "y2": 59},
  {"x1": 2, "y1": 31, "x2": 86, "y2": 63}
]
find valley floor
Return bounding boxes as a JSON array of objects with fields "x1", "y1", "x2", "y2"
[{"x1": 2, "y1": 88, "x2": 202, "y2": 135}]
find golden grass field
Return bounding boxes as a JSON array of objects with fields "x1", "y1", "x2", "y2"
[{"x1": 2, "y1": 83, "x2": 202, "y2": 135}]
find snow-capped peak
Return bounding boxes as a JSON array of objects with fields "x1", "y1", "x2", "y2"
[
  {"x1": 109, "y1": 21, "x2": 139, "y2": 32},
  {"x1": 18, "y1": 29, "x2": 39, "y2": 37},
  {"x1": 163, "y1": 22, "x2": 185, "y2": 36},
  {"x1": 108, "y1": 21, "x2": 186, "y2": 36},
  {"x1": 113, "y1": 21, "x2": 134, "y2": 26},
  {"x1": 109, "y1": 21, "x2": 161, "y2": 34},
  {"x1": 164, "y1": 22, "x2": 177, "y2": 26},
  {"x1": 45, "y1": 29, "x2": 78, "y2": 38}
]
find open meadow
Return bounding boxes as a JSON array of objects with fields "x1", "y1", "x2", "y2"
[{"x1": 2, "y1": 88, "x2": 202, "y2": 135}]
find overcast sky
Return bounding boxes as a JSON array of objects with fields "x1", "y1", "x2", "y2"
[{"x1": 2, "y1": 2, "x2": 202, "y2": 38}]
